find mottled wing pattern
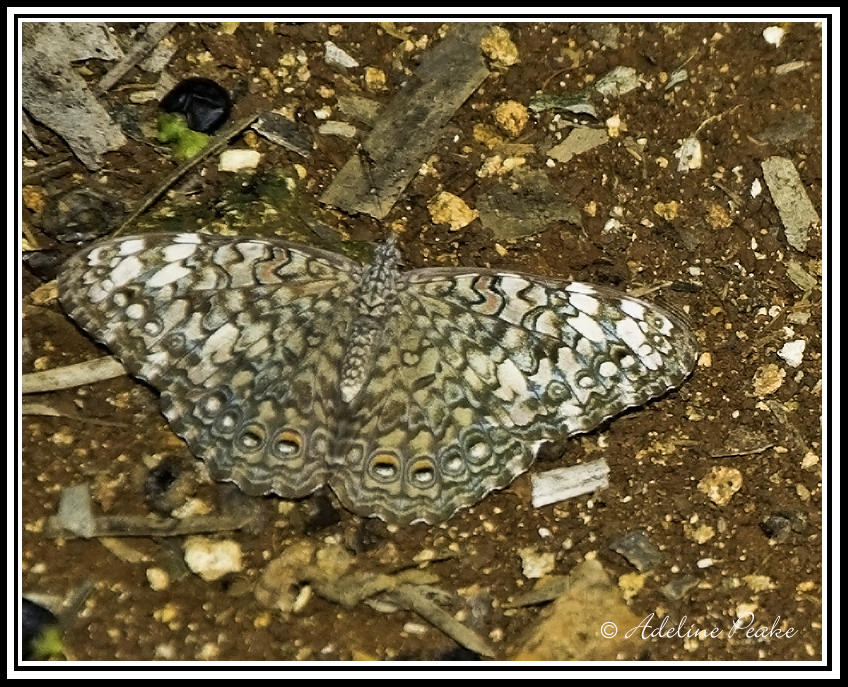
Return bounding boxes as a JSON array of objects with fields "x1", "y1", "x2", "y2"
[
  {"x1": 59, "y1": 233, "x2": 361, "y2": 498},
  {"x1": 329, "y1": 269, "x2": 697, "y2": 524}
]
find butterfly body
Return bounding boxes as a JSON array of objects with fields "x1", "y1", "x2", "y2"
[
  {"x1": 59, "y1": 232, "x2": 697, "y2": 524},
  {"x1": 338, "y1": 235, "x2": 401, "y2": 405}
]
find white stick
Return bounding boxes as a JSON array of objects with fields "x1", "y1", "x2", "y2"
[{"x1": 531, "y1": 458, "x2": 610, "y2": 508}]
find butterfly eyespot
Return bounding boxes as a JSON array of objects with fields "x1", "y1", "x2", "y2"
[
  {"x1": 468, "y1": 441, "x2": 492, "y2": 463},
  {"x1": 577, "y1": 373, "x2": 596, "y2": 389},
  {"x1": 370, "y1": 452, "x2": 400, "y2": 481},
  {"x1": 441, "y1": 451, "x2": 466, "y2": 476},
  {"x1": 273, "y1": 429, "x2": 303, "y2": 458},
  {"x1": 461, "y1": 432, "x2": 493, "y2": 466},
  {"x1": 237, "y1": 424, "x2": 266, "y2": 451},
  {"x1": 215, "y1": 408, "x2": 241, "y2": 434},
  {"x1": 409, "y1": 459, "x2": 437, "y2": 486},
  {"x1": 308, "y1": 431, "x2": 329, "y2": 457},
  {"x1": 343, "y1": 442, "x2": 365, "y2": 465},
  {"x1": 199, "y1": 391, "x2": 227, "y2": 417},
  {"x1": 545, "y1": 380, "x2": 571, "y2": 403}
]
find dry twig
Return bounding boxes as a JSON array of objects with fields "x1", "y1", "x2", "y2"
[
  {"x1": 22, "y1": 356, "x2": 127, "y2": 394},
  {"x1": 96, "y1": 22, "x2": 177, "y2": 94}
]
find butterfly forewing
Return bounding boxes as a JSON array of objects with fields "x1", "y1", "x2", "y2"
[
  {"x1": 59, "y1": 233, "x2": 362, "y2": 498},
  {"x1": 403, "y1": 271, "x2": 698, "y2": 436}
]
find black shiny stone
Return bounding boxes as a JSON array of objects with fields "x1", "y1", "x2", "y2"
[
  {"x1": 22, "y1": 597, "x2": 59, "y2": 660},
  {"x1": 160, "y1": 77, "x2": 231, "y2": 134}
]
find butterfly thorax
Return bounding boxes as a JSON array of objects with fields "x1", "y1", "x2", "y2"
[{"x1": 338, "y1": 236, "x2": 402, "y2": 405}]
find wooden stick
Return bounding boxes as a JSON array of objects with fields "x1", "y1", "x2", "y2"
[
  {"x1": 388, "y1": 584, "x2": 496, "y2": 658},
  {"x1": 22, "y1": 356, "x2": 127, "y2": 394},
  {"x1": 96, "y1": 22, "x2": 177, "y2": 94}
]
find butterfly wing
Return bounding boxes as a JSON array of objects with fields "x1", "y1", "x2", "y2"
[
  {"x1": 329, "y1": 269, "x2": 697, "y2": 524},
  {"x1": 59, "y1": 233, "x2": 361, "y2": 498}
]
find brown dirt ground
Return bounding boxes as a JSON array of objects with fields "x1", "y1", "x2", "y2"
[{"x1": 20, "y1": 21, "x2": 825, "y2": 663}]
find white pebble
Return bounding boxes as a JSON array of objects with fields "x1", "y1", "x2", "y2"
[
  {"x1": 146, "y1": 567, "x2": 170, "y2": 591},
  {"x1": 218, "y1": 149, "x2": 261, "y2": 172},
  {"x1": 778, "y1": 339, "x2": 806, "y2": 368},
  {"x1": 402, "y1": 621, "x2": 430, "y2": 636},
  {"x1": 763, "y1": 26, "x2": 785, "y2": 47},
  {"x1": 313, "y1": 106, "x2": 332, "y2": 120},
  {"x1": 183, "y1": 537, "x2": 243, "y2": 581},
  {"x1": 675, "y1": 137, "x2": 702, "y2": 172},
  {"x1": 324, "y1": 41, "x2": 359, "y2": 69},
  {"x1": 318, "y1": 121, "x2": 358, "y2": 138}
]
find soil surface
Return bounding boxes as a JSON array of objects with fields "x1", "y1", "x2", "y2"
[{"x1": 20, "y1": 21, "x2": 824, "y2": 663}]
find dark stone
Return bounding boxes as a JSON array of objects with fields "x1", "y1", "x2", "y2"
[{"x1": 160, "y1": 77, "x2": 232, "y2": 134}]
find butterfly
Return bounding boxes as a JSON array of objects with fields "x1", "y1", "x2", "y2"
[{"x1": 58, "y1": 232, "x2": 698, "y2": 525}]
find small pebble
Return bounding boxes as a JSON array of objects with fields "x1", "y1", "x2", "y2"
[
  {"x1": 197, "y1": 642, "x2": 219, "y2": 660},
  {"x1": 608, "y1": 530, "x2": 662, "y2": 572},
  {"x1": 743, "y1": 574, "x2": 775, "y2": 592},
  {"x1": 364, "y1": 67, "x2": 387, "y2": 90},
  {"x1": 403, "y1": 621, "x2": 430, "y2": 636},
  {"x1": 517, "y1": 547, "x2": 555, "y2": 579},
  {"x1": 761, "y1": 513, "x2": 794, "y2": 541},
  {"x1": 763, "y1": 26, "x2": 785, "y2": 47},
  {"x1": 480, "y1": 26, "x2": 519, "y2": 67},
  {"x1": 778, "y1": 339, "x2": 806, "y2": 368},
  {"x1": 183, "y1": 536, "x2": 243, "y2": 581},
  {"x1": 661, "y1": 575, "x2": 699, "y2": 601},
  {"x1": 753, "y1": 363, "x2": 786, "y2": 396},
  {"x1": 427, "y1": 191, "x2": 478, "y2": 231},
  {"x1": 324, "y1": 41, "x2": 359, "y2": 69},
  {"x1": 698, "y1": 466, "x2": 743, "y2": 506},
  {"x1": 146, "y1": 567, "x2": 170, "y2": 591},
  {"x1": 492, "y1": 100, "x2": 529, "y2": 137},
  {"x1": 676, "y1": 137, "x2": 702, "y2": 172},
  {"x1": 686, "y1": 524, "x2": 715, "y2": 544},
  {"x1": 318, "y1": 121, "x2": 357, "y2": 138},
  {"x1": 218, "y1": 149, "x2": 261, "y2": 172},
  {"x1": 618, "y1": 572, "x2": 645, "y2": 601},
  {"x1": 654, "y1": 200, "x2": 679, "y2": 220}
]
